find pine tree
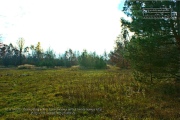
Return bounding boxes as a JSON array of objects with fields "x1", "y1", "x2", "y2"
[{"x1": 122, "y1": 0, "x2": 180, "y2": 81}]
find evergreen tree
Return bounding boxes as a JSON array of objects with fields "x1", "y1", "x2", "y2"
[{"x1": 122, "y1": 0, "x2": 180, "y2": 81}]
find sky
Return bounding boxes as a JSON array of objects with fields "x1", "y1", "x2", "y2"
[{"x1": 0, "y1": 0, "x2": 130, "y2": 55}]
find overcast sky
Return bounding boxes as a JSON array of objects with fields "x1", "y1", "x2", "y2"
[{"x1": 0, "y1": 0, "x2": 129, "y2": 55}]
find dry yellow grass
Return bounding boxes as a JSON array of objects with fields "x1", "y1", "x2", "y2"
[{"x1": 18, "y1": 64, "x2": 35, "y2": 69}]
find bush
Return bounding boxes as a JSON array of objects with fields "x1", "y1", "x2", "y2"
[{"x1": 0, "y1": 65, "x2": 6, "y2": 68}]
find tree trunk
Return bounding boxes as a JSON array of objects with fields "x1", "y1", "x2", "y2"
[
  {"x1": 176, "y1": 1, "x2": 180, "y2": 49},
  {"x1": 176, "y1": 1, "x2": 180, "y2": 81},
  {"x1": 178, "y1": 1, "x2": 180, "y2": 37},
  {"x1": 20, "y1": 48, "x2": 22, "y2": 65}
]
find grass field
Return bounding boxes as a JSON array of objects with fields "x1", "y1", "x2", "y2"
[{"x1": 0, "y1": 67, "x2": 179, "y2": 119}]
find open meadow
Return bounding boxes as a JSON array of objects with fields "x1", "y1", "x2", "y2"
[{"x1": 0, "y1": 67, "x2": 179, "y2": 120}]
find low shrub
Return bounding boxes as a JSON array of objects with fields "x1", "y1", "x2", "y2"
[
  {"x1": 69, "y1": 65, "x2": 80, "y2": 71},
  {"x1": 18, "y1": 64, "x2": 35, "y2": 69}
]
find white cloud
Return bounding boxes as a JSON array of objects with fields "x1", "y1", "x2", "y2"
[{"x1": 0, "y1": 0, "x2": 129, "y2": 55}]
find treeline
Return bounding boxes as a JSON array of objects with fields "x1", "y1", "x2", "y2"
[{"x1": 0, "y1": 38, "x2": 107, "y2": 69}]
